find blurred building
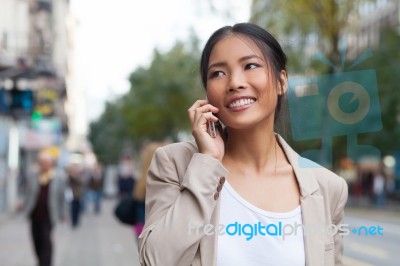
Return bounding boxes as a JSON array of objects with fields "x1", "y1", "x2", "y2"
[
  {"x1": 0, "y1": 0, "x2": 85, "y2": 215},
  {"x1": 345, "y1": 0, "x2": 400, "y2": 60},
  {"x1": 64, "y1": 8, "x2": 88, "y2": 152}
]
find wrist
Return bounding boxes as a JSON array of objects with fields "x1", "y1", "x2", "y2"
[{"x1": 200, "y1": 151, "x2": 222, "y2": 161}]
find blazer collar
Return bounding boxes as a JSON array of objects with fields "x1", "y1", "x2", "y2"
[
  {"x1": 276, "y1": 134, "x2": 319, "y2": 197},
  {"x1": 277, "y1": 134, "x2": 326, "y2": 265}
]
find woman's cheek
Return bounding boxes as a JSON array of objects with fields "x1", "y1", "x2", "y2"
[{"x1": 206, "y1": 84, "x2": 223, "y2": 104}]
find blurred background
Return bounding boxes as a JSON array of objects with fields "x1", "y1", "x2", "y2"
[{"x1": 0, "y1": 0, "x2": 399, "y2": 265}]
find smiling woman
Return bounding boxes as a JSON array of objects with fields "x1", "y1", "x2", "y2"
[{"x1": 138, "y1": 23, "x2": 348, "y2": 266}]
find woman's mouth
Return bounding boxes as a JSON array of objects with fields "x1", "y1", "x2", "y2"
[{"x1": 227, "y1": 98, "x2": 256, "y2": 109}]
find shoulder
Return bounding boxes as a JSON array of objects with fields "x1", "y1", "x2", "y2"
[
  {"x1": 311, "y1": 163, "x2": 348, "y2": 223},
  {"x1": 160, "y1": 140, "x2": 198, "y2": 155},
  {"x1": 311, "y1": 162, "x2": 348, "y2": 198},
  {"x1": 295, "y1": 154, "x2": 347, "y2": 199},
  {"x1": 277, "y1": 135, "x2": 348, "y2": 212},
  {"x1": 148, "y1": 140, "x2": 198, "y2": 177},
  {"x1": 298, "y1": 157, "x2": 348, "y2": 216},
  {"x1": 278, "y1": 135, "x2": 347, "y2": 196},
  {"x1": 155, "y1": 140, "x2": 198, "y2": 164}
]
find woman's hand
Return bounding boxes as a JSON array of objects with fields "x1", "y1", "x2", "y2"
[{"x1": 188, "y1": 100, "x2": 225, "y2": 161}]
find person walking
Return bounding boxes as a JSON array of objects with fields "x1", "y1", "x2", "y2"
[
  {"x1": 24, "y1": 150, "x2": 66, "y2": 266},
  {"x1": 117, "y1": 155, "x2": 136, "y2": 198},
  {"x1": 88, "y1": 163, "x2": 104, "y2": 214},
  {"x1": 66, "y1": 160, "x2": 85, "y2": 228},
  {"x1": 372, "y1": 170, "x2": 386, "y2": 208}
]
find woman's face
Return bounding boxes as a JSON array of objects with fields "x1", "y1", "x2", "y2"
[{"x1": 206, "y1": 34, "x2": 283, "y2": 130}]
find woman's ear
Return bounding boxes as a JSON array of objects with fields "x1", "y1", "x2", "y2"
[{"x1": 278, "y1": 70, "x2": 288, "y2": 95}]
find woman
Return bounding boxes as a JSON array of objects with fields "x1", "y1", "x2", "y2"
[
  {"x1": 25, "y1": 151, "x2": 66, "y2": 266},
  {"x1": 138, "y1": 23, "x2": 348, "y2": 266}
]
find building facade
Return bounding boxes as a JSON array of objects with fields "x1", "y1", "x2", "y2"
[
  {"x1": 0, "y1": 0, "x2": 76, "y2": 214},
  {"x1": 346, "y1": 0, "x2": 400, "y2": 60}
]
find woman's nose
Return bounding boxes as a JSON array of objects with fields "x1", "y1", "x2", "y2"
[{"x1": 226, "y1": 70, "x2": 246, "y2": 92}]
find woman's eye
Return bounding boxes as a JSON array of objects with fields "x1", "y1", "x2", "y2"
[
  {"x1": 209, "y1": 71, "x2": 224, "y2": 79},
  {"x1": 245, "y1": 63, "x2": 260, "y2": 70}
]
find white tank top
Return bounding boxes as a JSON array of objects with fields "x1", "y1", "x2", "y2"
[{"x1": 217, "y1": 181, "x2": 305, "y2": 266}]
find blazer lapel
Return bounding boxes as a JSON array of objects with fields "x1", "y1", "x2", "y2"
[{"x1": 278, "y1": 135, "x2": 325, "y2": 265}]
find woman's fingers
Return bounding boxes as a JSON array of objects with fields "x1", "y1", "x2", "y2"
[
  {"x1": 188, "y1": 100, "x2": 219, "y2": 124},
  {"x1": 188, "y1": 100, "x2": 225, "y2": 161},
  {"x1": 187, "y1": 100, "x2": 208, "y2": 121},
  {"x1": 193, "y1": 111, "x2": 218, "y2": 130}
]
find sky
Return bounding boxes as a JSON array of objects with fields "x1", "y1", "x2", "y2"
[{"x1": 70, "y1": 0, "x2": 251, "y2": 124}]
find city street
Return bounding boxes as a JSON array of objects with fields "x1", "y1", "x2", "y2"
[
  {"x1": 1, "y1": 198, "x2": 400, "y2": 266},
  {"x1": 343, "y1": 207, "x2": 400, "y2": 266},
  {"x1": 1, "y1": 0, "x2": 400, "y2": 266},
  {"x1": 0, "y1": 199, "x2": 140, "y2": 266}
]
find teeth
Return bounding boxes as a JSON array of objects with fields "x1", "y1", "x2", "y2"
[{"x1": 228, "y1": 98, "x2": 255, "y2": 108}]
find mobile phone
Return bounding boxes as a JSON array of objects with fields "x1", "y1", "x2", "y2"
[
  {"x1": 206, "y1": 95, "x2": 217, "y2": 138},
  {"x1": 208, "y1": 118, "x2": 217, "y2": 138}
]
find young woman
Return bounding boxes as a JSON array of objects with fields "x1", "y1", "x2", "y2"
[{"x1": 138, "y1": 23, "x2": 348, "y2": 266}]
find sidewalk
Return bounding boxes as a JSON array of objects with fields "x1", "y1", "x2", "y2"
[{"x1": 0, "y1": 199, "x2": 140, "y2": 266}]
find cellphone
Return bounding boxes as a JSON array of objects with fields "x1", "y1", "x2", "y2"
[
  {"x1": 208, "y1": 118, "x2": 217, "y2": 138},
  {"x1": 206, "y1": 95, "x2": 217, "y2": 138}
]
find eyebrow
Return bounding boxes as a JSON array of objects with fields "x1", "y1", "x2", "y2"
[{"x1": 207, "y1": 55, "x2": 264, "y2": 71}]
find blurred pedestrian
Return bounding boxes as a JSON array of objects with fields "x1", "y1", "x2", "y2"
[
  {"x1": 66, "y1": 157, "x2": 85, "y2": 228},
  {"x1": 117, "y1": 155, "x2": 135, "y2": 198},
  {"x1": 87, "y1": 163, "x2": 104, "y2": 214},
  {"x1": 373, "y1": 170, "x2": 386, "y2": 208},
  {"x1": 133, "y1": 143, "x2": 162, "y2": 236},
  {"x1": 24, "y1": 150, "x2": 66, "y2": 266},
  {"x1": 362, "y1": 171, "x2": 374, "y2": 200}
]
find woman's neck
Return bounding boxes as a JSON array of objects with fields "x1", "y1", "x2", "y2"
[{"x1": 223, "y1": 127, "x2": 280, "y2": 174}]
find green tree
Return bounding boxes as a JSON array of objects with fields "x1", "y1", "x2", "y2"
[
  {"x1": 89, "y1": 39, "x2": 204, "y2": 164},
  {"x1": 356, "y1": 27, "x2": 400, "y2": 156},
  {"x1": 250, "y1": 0, "x2": 375, "y2": 74},
  {"x1": 121, "y1": 40, "x2": 203, "y2": 142},
  {"x1": 88, "y1": 100, "x2": 129, "y2": 164}
]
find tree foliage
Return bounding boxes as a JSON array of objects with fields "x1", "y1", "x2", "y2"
[
  {"x1": 123, "y1": 41, "x2": 203, "y2": 140},
  {"x1": 89, "y1": 39, "x2": 204, "y2": 164},
  {"x1": 250, "y1": 0, "x2": 375, "y2": 73},
  {"x1": 356, "y1": 27, "x2": 400, "y2": 155},
  {"x1": 88, "y1": 100, "x2": 129, "y2": 164}
]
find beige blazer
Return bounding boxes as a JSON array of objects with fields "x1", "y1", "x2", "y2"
[{"x1": 138, "y1": 135, "x2": 348, "y2": 266}]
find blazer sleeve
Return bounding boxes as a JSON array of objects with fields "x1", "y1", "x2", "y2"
[
  {"x1": 138, "y1": 146, "x2": 228, "y2": 266},
  {"x1": 57, "y1": 172, "x2": 68, "y2": 221},
  {"x1": 331, "y1": 178, "x2": 348, "y2": 266},
  {"x1": 23, "y1": 175, "x2": 35, "y2": 217}
]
